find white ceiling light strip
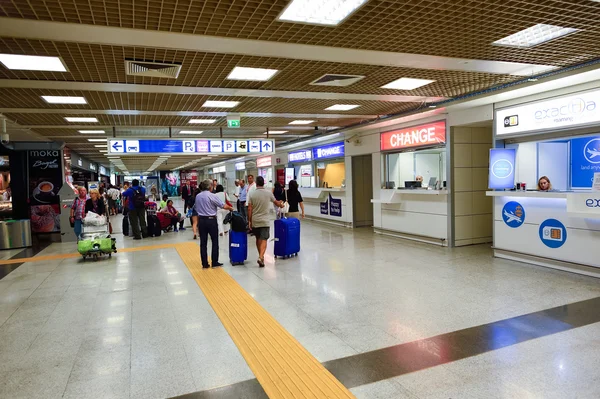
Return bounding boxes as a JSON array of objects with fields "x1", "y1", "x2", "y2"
[
  {"x1": 278, "y1": 0, "x2": 368, "y2": 26},
  {"x1": 492, "y1": 24, "x2": 579, "y2": 48}
]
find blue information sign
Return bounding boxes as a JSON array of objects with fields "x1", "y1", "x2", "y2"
[
  {"x1": 539, "y1": 219, "x2": 567, "y2": 249},
  {"x1": 489, "y1": 148, "x2": 516, "y2": 189},
  {"x1": 109, "y1": 139, "x2": 274, "y2": 155},
  {"x1": 312, "y1": 142, "x2": 345, "y2": 160},
  {"x1": 571, "y1": 136, "x2": 600, "y2": 188},
  {"x1": 502, "y1": 201, "x2": 525, "y2": 228}
]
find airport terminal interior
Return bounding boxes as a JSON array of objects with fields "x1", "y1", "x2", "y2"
[{"x1": 1, "y1": 1, "x2": 600, "y2": 398}]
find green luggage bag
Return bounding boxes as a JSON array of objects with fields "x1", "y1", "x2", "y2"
[
  {"x1": 77, "y1": 239, "x2": 93, "y2": 254},
  {"x1": 99, "y1": 237, "x2": 114, "y2": 253}
]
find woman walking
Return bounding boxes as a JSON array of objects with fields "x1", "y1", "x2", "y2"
[
  {"x1": 285, "y1": 180, "x2": 305, "y2": 220},
  {"x1": 214, "y1": 185, "x2": 231, "y2": 236}
]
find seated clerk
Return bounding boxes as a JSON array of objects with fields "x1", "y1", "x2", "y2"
[{"x1": 537, "y1": 176, "x2": 556, "y2": 192}]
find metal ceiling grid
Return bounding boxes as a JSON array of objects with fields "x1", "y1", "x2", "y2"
[
  {"x1": 1, "y1": 0, "x2": 599, "y2": 66},
  {"x1": 0, "y1": 38, "x2": 520, "y2": 98}
]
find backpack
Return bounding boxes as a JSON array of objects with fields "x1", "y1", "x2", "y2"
[
  {"x1": 230, "y1": 211, "x2": 247, "y2": 232},
  {"x1": 133, "y1": 188, "x2": 145, "y2": 209}
]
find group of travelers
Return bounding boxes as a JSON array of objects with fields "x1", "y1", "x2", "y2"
[{"x1": 70, "y1": 175, "x2": 306, "y2": 268}]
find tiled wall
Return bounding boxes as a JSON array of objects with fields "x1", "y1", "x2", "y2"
[{"x1": 451, "y1": 126, "x2": 493, "y2": 246}]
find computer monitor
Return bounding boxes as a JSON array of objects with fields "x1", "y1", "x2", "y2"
[
  {"x1": 385, "y1": 181, "x2": 396, "y2": 189},
  {"x1": 428, "y1": 177, "x2": 437, "y2": 188},
  {"x1": 404, "y1": 181, "x2": 422, "y2": 189}
]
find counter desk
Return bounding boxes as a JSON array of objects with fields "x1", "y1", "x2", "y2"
[
  {"x1": 298, "y1": 188, "x2": 351, "y2": 226},
  {"x1": 372, "y1": 189, "x2": 449, "y2": 246},
  {"x1": 487, "y1": 191, "x2": 600, "y2": 276}
]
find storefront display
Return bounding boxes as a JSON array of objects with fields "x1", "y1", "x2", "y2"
[
  {"x1": 180, "y1": 170, "x2": 198, "y2": 188},
  {"x1": 28, "y1": 150, "x2": 62, "y2": 234},
  {"x1": 288, "y1": 142, "x2": 346, "y2": 189}
]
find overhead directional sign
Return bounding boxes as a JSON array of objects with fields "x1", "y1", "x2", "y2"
[{"x1": 108, "y1": 139, "x2": 275, "y2": 155}]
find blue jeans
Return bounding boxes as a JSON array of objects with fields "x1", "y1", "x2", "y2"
[{"x1": 74, "y1": 219, "x2": 83, "y2": 240}]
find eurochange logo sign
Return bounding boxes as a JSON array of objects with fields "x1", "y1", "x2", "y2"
[{"x1": 380, "y1": 120, "x2": 446, "y2": 151}]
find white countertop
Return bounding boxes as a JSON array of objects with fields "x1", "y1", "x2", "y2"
[
  {"x1": 486, "y1": 191, "x2": 572, "y2": 198},
  {"x1": 372, "y1": 189, "x2": 448, "y2": 204},
  {"x1": 299, "y1": 187, "x2": 346, "y2": 199}
]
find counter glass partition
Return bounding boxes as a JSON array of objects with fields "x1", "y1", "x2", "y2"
[{"x1": 383, "y1": 147, "x2": 446, "y2": 189}]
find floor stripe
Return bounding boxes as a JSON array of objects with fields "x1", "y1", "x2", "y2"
[
  {"x1": 172, "y1": 295, "x2": 600, "y2": 398},
  {"x1": 0, "y1": 241, "x2": 52, "y2": 279},
  {"x1": 0, "y1": 242, "x2": 183, "y2": 265},
  {"x1": 176, "y1": 242, "x2": 355, "y2": 399}
]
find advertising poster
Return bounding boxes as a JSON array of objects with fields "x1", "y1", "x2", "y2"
[
  {"x1": 180, "y1": 170, "x2": 198, "y2": 188},
  {"x1": 571, "y1": 136, "x2": 600, "y2": 188},
  {"x1": 160, "y1": 171, "x2": 180, "y2": 196},
  {"x1": 28, "y1": 150, "x2": 63, "y2": 234},
  {"x1": 488, "y1": 148, "x2": 516, "y2": 189}
]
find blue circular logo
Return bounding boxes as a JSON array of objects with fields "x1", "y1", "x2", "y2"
[
  {"x1": 491, "y1": 159, "x2": 513, "y2": 179},
  {"x1": 539, "y1": 219, "x2": 567, "y2": 249},
  {"x1": 502, "y1": 201, "x2": 525, "y2": 228},
  {"x1": 583, "y1": 138, "x2": 600, "y2": 164}
]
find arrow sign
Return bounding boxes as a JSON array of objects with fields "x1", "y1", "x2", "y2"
[
  {"x1": 261, "y1": 141, "x2": 272, "y2": 152},
  {"x1": 110, "y1": 140, "x2": 124, "y2": 153}
]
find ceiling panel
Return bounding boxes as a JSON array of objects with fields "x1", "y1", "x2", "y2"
[{"x1": 1, "y1": 0, "x2": 599, "y2": 66}]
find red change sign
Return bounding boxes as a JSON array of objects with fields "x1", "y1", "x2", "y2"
[{"x1": 380, "y1": 120, "x2": 446, "y2": 151}]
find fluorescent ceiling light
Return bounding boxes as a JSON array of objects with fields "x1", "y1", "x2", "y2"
[
  {"x1": 0, "y1": 54, "x2": 67, "y2": 72},
  {"x1": 264, "y1": 130, "x2": 288, "y2": 135},
  {"x1": 202, "y1": 101, "x2": 240, "y2": 108},
  {"x1": 278, "y1": 0, "x2": 368, "y2": 26},
  {"x1": 78, "y1": 130, "x2": 105, "y2": 134},
  {"x1": 189, "y1": 119, "x2": 217, "y2": 124},
  {"x1": 41, "y1": 96, "x2": 86, "y2": 104},
  {"x1": 381, "y1": 78, "x2": 435, "y2": 90},
  {"x1": 99, "y1": 150, "x2": 108, "y2": 153},
  {"x1": 227, "y1": 66, "x2": 279, "y2": 81},
  {"x1": 179, "y1": 131, "x2": 203, "y2": 134},
  {"x1": 94, "y1": 144, "x2": 107, "y2": 148},
  {"x1": 87, "y1": 138, "x2": 107, "y2": 142},
  {"x1": 65, "y1": 117, "x2": 98, "y2": 123},
  {"x1": 325, "y1": 104, "x2": 360, "y2": 111},
  {"x1": 492, "y1": 24, "x2": 579, "y2": 48},
  {"x1": 288, "y1": 120, "x2": 314, "y2": 125}
]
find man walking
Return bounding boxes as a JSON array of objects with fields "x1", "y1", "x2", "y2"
[
  {"x1": 195, "y1": 179, "x2": 233, "y2": 268},
  {"x1": 181, "y1": 181, "x2": 192, "y2": 214},
  {"x1": 238, "y1": 179, "x2": 248, "y2": 220},
  {"x1": 245, "y1": 175, "x2": 256, "y2": 224},
  {"x1": 122, "y1": 179, "x2": 148, "y2": 240},
  {"x1": 233, "y1": 179, "x2": 240, "y2": 211},
  {"x1": 248, "y1": 176, "x2": 284, "y2": 267}
]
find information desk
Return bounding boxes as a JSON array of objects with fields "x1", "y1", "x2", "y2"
[
  {"x1": 372, "y1": 189, "x2": 449, "y2": 245},
  {"x1": 297, "y1": 188, "x2": 350, "y2": 226},
  {"x1": 487, "y1": 191, "x2": 600, "y2": 275}
]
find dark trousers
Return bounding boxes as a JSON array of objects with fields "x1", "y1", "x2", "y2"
[
  {"x1": 199, "y1": 217, "x2": 219, "y2": 267},
  {"x1": 169, "y1": 216, "x2": 184, "y2": 229},
  {"x1": 183, "y1": 197, "x2": 189, "y2": 213},
  {"x1": 239, "y1": 201, "x2": 247, "y2": 219},
  {"x1": 129, "y1": 208, "x2": 148, "y2": 239}
]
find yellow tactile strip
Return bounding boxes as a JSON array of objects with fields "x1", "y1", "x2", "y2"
[
  {"x1": 0, "y1": 243, "x2": 179, "y2": 265},
  {"x1": 176, "y1": 242, "x2": 355, "y2": 399}
]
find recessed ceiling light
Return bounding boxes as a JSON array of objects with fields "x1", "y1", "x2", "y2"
[
  {"x1": 65, "y1": 117, "x2": 98, "y2": 123},
  {"x1": 78, "y1": 130, "x2": 105, "y2": 134},
  {"x1": 227, "y1": 66, "x2": 279, "y2": 81},
  {"x1": 0, "y1": 54, "x2": 67, "y2": 72},
  {"x1": 41, "y1": 96, "x2": 87, "y2": 104},
  {"x1": 381, "y1": 78, "x2": 435, "y2": 90},
  {"x1": 278, "y1": 0, "x2": 368, "y2": 26},
  {"x1": 264, "y1": 130, "x2": 288, "y2": 135},
  {"x1": 99, "y1": 150, "x2": 108, "y2": 153},
  {"x1": 202, "y1": 101, "x2": 240, "y2": 108},
  {"x1": 325, "y1": 104, "x2": 360, "y2": 111},
  {"x1": 189, "y1": 119, "x2": 217, "y2": 124},
  {"x1": 179, "y1": 131, "x2": 203, "y2": 134},
  {"x1": 94, "y1": 145, "x2": 107, "y2": 148},
  {"x1": 492, "y1": 24, "x2": 579, "y2": 48},
  {"x1": 288, "y1": 120, "x2": 314, "y2": 125},
  {"x1": 87, "y1": 138, "x2": 107, "y2": 142}
]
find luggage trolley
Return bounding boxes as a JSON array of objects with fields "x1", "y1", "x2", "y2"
[{"x1": 78, "y1": 221, "x2": 117, "y2": 261}]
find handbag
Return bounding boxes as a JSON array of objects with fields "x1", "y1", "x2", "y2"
[
  {"x1": 281, "y1": 189, "x2": 290, "y2": 214},
  {"x1": 225, "y1": 193, "x2": 232, "y2": 207}
]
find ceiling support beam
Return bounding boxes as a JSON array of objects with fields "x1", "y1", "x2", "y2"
[{"x1": 0, "y1": 17, "x2": 554, "y2": 76}]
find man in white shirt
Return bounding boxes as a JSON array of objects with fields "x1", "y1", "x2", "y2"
[
  {"x1": 245, "y1": 174, "x2": 256, "y2": 215},
  {"x1": 233, "y1": 179, "x2": 241, "y2": 211}
]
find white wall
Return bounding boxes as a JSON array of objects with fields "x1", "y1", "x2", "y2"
[
  {"x1": 508, "y1": 142, "x2": 537, "y2": 189},
  {"x1": 538, "y1": 142, "x2": 568, "y2": 191}
]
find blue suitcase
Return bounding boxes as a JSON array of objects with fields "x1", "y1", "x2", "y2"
[
  {"x1": 274, "y1": 218, "x2": 300, "y2": 259},
  {"x1": 229, "y1": 230, "x2": 248, "y2": 265}
]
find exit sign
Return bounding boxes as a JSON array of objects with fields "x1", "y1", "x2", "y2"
[{"x1": 227, "y1": 119, "x2": 240, "y2": 128}]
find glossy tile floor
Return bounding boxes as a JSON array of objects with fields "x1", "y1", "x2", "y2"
[{"x1": 1, "y1": 203, "x2": 600, "y2": 399}]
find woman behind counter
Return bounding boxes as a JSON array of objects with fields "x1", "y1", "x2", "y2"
[{"x1": 537, "y1": 176, "x2": 555, "y2": 192}]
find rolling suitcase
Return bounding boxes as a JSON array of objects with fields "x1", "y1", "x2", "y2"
[
  {"x1": 274, "y1": 218, "x2": 300, "y2": 259},
  {"x1": 122, "y1": 216, "x2": 129, "y2": 236},
  {"x1": 229, "y1": 230, "x2": 248, "y2": 265},
  {"x1": 148, "y1": 214, "x2": 162, "y2": 237}
]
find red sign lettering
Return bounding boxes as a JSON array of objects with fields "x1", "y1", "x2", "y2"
[{"x1": 380, "y1": 120, "x2": 446, "y2": 151}]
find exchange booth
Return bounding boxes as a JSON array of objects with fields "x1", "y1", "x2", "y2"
[
  {"x1": 372, "y1": 120, "x2": 450, "y2": 245},
  {"x1": 488, "y1": 87, "x2": 600, "y2": 276},
  {"x1": 286, "y1": 142, "x2": 350, "y2": 225}
]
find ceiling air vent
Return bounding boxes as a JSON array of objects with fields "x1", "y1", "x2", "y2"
[
  {"x1": 125, "y1": 60, "x2": 182, "y2": 79},
  {"x1": 310, "y1": 74, "x2": 365, "y2": 87}
]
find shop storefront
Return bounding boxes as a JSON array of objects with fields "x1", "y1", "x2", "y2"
[
  {"x1": 257, "y1": 156, "x2": 273, "y2": 187},
  {"x1": 98, "y1": 165, "x2": 110, "y2": 186},
  {"x1": 372, "y1": 120, "x2": 450, "y2": 245},
  {"x1": 0, "y1": 155, "x2": 11, "y2": 220},
  {"x1": 488, "y1": 87, "x2": 600, "y2": 275},
  {"x1": 70, "y1": 151, "x2": 98, "y2": 189}
]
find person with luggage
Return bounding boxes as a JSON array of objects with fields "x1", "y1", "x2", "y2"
[
  {"x1": 190, "y1": 187, "x2": 200, "y2": 240},
  {"x1": 162, "y1": 199, "x2": 186, "y2": 232},
  {"x1": 272, "y1": 182, "x2": 285, "y2": 216},
  {"x1": 233, "y1": 179, "x2": 241, "y2": 210},
  {"x1": 122, "y1": 179, "x2": 148, "y2": 240},
  {"x1": 248, "y1": 176, "x2": 285, "y2": 267},
  {"x1": 214, "y1": 184, "x2": 231, "y2": 236},
  {"x1": 70, "y1": 186, "x2": 88, "y2": 241},
  {"x1": 106, "y1": 185, "x2": 120, "y2": 216},
  {"x1": 195, "y1": 179, "x2": 234, "y2": 268},
  {"x1": 85, "y1": 188, "x2": 107, "y2": 218},
  {"x1": 285, "y1": 180, "x2": 305, "y2": 220},
  {"x1": 181, "y1": 181, "x2": 192, "y2": 213}
]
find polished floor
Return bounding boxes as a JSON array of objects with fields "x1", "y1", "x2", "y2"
[{"x1": 1, "y1": 204, "x2": 600, "y2": 399}]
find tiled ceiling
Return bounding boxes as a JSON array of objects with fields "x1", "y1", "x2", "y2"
[{"x1": 1, "y1": 0, "x2": 599, "y2": 172}]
